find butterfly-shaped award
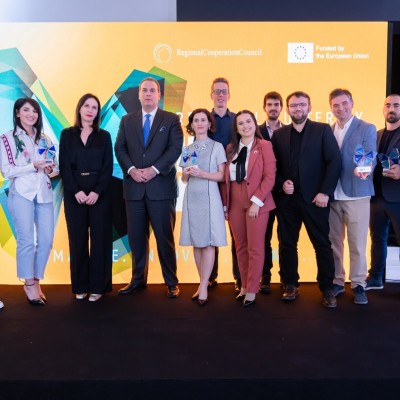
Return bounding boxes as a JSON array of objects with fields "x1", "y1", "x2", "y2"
[
  {"x1": 353, "y1": 145, "x2": 375, "y2": 173},
  {"x1": 181, "y1": 146, "x2": 198, "y2": 166},
  {"x1": 37, "y1": 138, "x2": 57, "y2": 163},
  {"x1": 377, "y1": 148, "x2": 399, "y2": 171}
]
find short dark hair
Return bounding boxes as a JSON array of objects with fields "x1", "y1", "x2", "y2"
[
  {"x1": 263, "y1": 91, "x2": 283, "y2": 108},
  {"x1": 13, "y1": 98, "x2": 43, "y2": 143},
  {"x1": 329, "y1": 88, "x2": 353, "y2": 104},
  {"x1": 228, "y1": 110, "x2": 263, "y2": 159},
  {"x1": 286, "y1": 91, "x2": 311, "y2": 107},
  {"x1": 74, "y1": 93, "x2": 101, "y2": 132},
  {"x1": 211, "y1": 77, "x2": 230, "y2": 93},
  {"x1": 186, "y1": 108, "x2": 215, "y2": 136},
  {"x1": 139, "y1": 77, "x2": 161, "y2": 92}
]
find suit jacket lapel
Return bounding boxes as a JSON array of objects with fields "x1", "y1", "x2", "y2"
[
  {"x1": 341, "y1": 117, "x2": 358, "y2": 149},
  {"x1": 134, "y1": 111, "x2": 144, "y2": 148},
  {"x1": 247, "y1": 139, "x2": 259, "y2": 178}
]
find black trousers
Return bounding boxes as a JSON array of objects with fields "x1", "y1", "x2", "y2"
[
  {"x1": 276, "y1": 194, "x2": 334, "y2": 292},
  {"x1": 126, "y1": 196, "x2": 178, "y2": 287},
  {"x1": 64, "y1": 193, "x2": 112, "y2": 294},
  {"x1": 262, "y1": 208, "x2": 276, "y2": 281}
]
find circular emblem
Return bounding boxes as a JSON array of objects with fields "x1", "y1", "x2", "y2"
[{"x1": 154, "y1": 43, "x2": 172, "y2": 63}]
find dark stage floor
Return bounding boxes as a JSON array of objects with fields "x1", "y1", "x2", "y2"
[{"x1": 1, "y1": 282, "x2": 400, "y2": 400}]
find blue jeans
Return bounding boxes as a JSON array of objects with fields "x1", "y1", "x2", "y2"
[
  {"x1": 369, "y1": 197, "x2": 400, "y2": 280},
  {"x1": 8, "y1": 191, "x2": 54, "y2": 280}
]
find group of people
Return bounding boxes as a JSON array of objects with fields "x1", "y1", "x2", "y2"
[{"x1": 1, "y1": 76, "x2": 399, "y2": 310}]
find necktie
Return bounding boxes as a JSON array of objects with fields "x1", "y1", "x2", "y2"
[
  {"x1": 143, "y1": 114, "x2": 151, "y2": 145},
  {"x1": 232, "y1": 146, "x2": 247, "y2": 183}
]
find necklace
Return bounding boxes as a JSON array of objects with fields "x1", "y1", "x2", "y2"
[{"x1": 192, "y1": 141, "x2": 209, "y2": 151}]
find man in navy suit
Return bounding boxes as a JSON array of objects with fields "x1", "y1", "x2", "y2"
[
  {"x1": 328, "y1": 88, "x2": 376, "y2": 305},
  {"x1": 366, "y1": 94, "x2": 400, "y2": 290},
  {"x1": 272, "y1": 91, "x2": 341, "y2": 308},
  {"x1": 115, "y1": 77, "x2": 183, "y2": 298},
  {"x1": 258, "y1": 91, "x2": 284, "y2": 294}
]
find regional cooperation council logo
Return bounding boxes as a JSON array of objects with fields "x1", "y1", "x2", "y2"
[
  {"x1": 154, "y1": 43, "x2": 172, "y2": 63},
  {"x1": 288, "y1": 43, "x2": 314, "y2": 63}
]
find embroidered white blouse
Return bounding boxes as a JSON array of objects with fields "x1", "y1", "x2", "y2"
[{"x1": 0, "y1": 127, "x2": 58, "y2": 203}]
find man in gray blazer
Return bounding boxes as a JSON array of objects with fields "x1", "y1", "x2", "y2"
[
  {"x1": 115, "y1": 77, "x2": 183, "y2": 298},
  {"x1": 328, "y1": 88, "x2": 376, "y2": 304}
]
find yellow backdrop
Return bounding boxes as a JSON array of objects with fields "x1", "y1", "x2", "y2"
[{"x1": 0, "y1": 22, "x2": 388, "y2": 284}]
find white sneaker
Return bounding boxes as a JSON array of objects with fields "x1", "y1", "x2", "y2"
[
  {"x1": 88, "y1": 294, "x2": 102, "y2": 302},
  {"x1": 0, "y1": 300, "x2": 4, "y2": 309},
  {"x1": 75, "y1": 293, "x2": 87, "y2": 300}
]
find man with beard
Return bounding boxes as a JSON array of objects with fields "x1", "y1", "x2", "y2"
[
  {"x1": 258, "y1": 91, "x2": 284, "y2": 294},
  {"x1": 271, "y1": 91, "x2": 341, "y2": 308},
  {"x1": 366, "y1": 94, "x2": 400, "y2": 290}
]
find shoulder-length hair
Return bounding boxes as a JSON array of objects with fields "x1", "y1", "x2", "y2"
[
  {"x1": 13, "y1": 98, "x2": 43, "y2": 143},
  {"x1": 74, "y1": 93, "x2": 101, "y2": 132},
  {"x1": 186, "y1": 108, "x2": 216, "y2": 136},
  {"x1": 228, "y1": 110, "x2": 263, "y2": 159}
]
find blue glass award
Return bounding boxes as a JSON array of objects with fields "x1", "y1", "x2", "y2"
[
  {"x1": 353, "y1": 145, "x2": 375, "y2": 173},
  {"x1": 378, "y1": 148, "x2": 399, "y2": 171}
]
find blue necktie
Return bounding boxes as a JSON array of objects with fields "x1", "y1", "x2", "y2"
[{"x1": 143, "y1": 114, "x2": 151, "y2": 145}]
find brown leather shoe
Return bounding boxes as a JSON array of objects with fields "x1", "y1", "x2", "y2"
[
  {"x1": 281, "y1": 284, "x2": 299, "y2": 301},
  {"x1": 322, "y1": 289, "x2": 337, "y2": 308},
  {"x1": 167, "y1": 285, "x2": 180, "y2": 298}
]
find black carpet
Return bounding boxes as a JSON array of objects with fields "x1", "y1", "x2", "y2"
[{"x1": 1, "y1": 283, "x2": 400, "y2": 400}]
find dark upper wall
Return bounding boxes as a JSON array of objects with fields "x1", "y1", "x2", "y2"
[{"x1": 177, "y1": 0, "x2": 400, "y2": 21}]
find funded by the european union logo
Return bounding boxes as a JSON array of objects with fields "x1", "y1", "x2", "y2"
[{"x1": 288, "y1": 43, "x2": 314, "y2": 63}]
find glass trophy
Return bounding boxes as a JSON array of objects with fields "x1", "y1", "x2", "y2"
[
  {"x1": 181, "y1": 146, "x2": 198, "y2": 166},
  {"x1": 378, "y1": 148, "x2": 399, "y2": 171},
  {"x1": 38, "y1": 138, "x2": 57, "y2": 163},
  {"x1": 353, "y1": 145, "x2": 374, "y2": 173}
]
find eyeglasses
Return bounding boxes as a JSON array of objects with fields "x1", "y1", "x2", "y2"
[
  {"x1": 213, "y1": 89, "x2": 228, "y2": 95},
  {"x1": 288, "y1": 103, "x2": 308, "y2": 109}
]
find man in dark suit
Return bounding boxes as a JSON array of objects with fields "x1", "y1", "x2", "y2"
[
  {"x1": 271, "y1": 91, "x2": 341, "y2": 308},
  {"x1": 115, "y1": 77, "x2": 183, "y2": 298},
  {"x1": 258, "y1": 91, "x2": 284, "y2": 294},
  {"x1": 366, "y1": 94, "x2": 400, "y2": 290}
]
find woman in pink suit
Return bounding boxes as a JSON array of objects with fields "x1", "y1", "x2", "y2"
[{"x1": 222, "y1": 110, "x2": 276, "y2": 306}]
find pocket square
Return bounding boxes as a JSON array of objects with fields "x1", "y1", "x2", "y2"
[{"x1": 159, "y1": 126, "x2": 167, "y2": 132}]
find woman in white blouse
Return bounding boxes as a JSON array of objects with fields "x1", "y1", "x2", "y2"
[{"x1": 0, "y1": 98, "x2": 57, "y2": 305}]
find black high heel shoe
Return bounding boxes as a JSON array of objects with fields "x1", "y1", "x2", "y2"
[
  {"x1": 198, "y1": 298, "x2": 208, "y2": 306},
  {"x1": 236, "y1": 293, "x2": 246, "y2": 302},
  {"x1": 243, "y1": 299, "x2": 256, "y2": 307},
  {"x1": 191, "y1": 293, "x2": 199, "y2": 301},
  {"x1": 24, "y1": 283, "x2": 45, "y2": 306}
]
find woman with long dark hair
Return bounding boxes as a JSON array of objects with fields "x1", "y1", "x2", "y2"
[
  {"x1": 0, "y1": 98, "x2": 57, "y2": 305},
  {"x1": 221, "y1": 110, "x2": 276, "y2": 307},
  {"x1": 59, "y1": 93, "x2": 113, "y2": 302}
]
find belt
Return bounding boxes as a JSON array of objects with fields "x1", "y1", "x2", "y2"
[{"x1": 74, "y1": 171, "x2": 99, "y2": 176}]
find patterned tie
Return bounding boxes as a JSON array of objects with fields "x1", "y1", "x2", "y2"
[{"x1": 143, "y1": 113, "x2": 151, "y2": 145}]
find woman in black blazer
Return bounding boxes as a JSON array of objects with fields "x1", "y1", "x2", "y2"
[{"x1": 59, "y1": 93, "x2": 113, "y2": 301}]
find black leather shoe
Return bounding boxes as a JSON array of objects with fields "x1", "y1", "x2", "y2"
[
  {"x1": 167, "y1": 285, "x2": 180, "y2": 298},
  {"x1": 243, "y1": 299, "x2": 255, "y2": 307},
  {"x1": 234, "y1": 279, "x2": 242, "y2": 294},
  {"x1": 322, "y1": 289, "x2": 337, "y2": 308},
  {"x1": 118, "y1": 282, "x2": 147, "y2": 295},
  {"x1": 27, "y1": 297, "x2": 45, "y2": 306},
  {"x1": 208, "y1": 279, "x2": 218, "y2": 288},
  {"x1": 259, "y1": 279, "x2": 271, "y2": 295},
  {"x1": 281, "y1": 284, "x2": 299, "y2": 301},
  {"x1": 236, "y1": 293, "x2": 245, "y2": 302},
  {"x1": 198, "y1": 298, "x2": 208, "y2": 306}
]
